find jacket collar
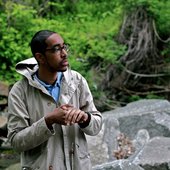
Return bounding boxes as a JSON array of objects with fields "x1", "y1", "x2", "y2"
[{"x1": 15, "y1": 57, "x2": 72, "y2": 86}]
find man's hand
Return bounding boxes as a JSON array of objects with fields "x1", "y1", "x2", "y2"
[
  {"x1": 61, "y1": 104, "x2": 88, "y2": 125},
  {"x1": 45, "y1": 104, "x2": 89, "y2": 129},
  {"x1": 45, "y1": 106, "x2": 68, "y2": 129}
]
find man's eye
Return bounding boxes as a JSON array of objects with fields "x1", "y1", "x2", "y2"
[{"x1": 53, "y1": 47, "x2": 60, "y2": 52}]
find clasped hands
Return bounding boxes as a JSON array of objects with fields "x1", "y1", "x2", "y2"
[{"x1": 45, "y1": 104, "x2": 88, "y2": 128}]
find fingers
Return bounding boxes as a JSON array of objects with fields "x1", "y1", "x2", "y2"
[
  {"x1": 59, "y1": 104, "x2": 88, "y2": 126},
  {"x1": 46, "y1": 107, "x2": 68, "y2": 126},
  {"x1": 76, "y1": 111, "x2": 88, "y2": 123},
  {"x1": 65, "y1": 108, "x2": 80, "y2": 125},
  {"x1": 64, "y1": 108, "x2": 87, "y2": 125}
]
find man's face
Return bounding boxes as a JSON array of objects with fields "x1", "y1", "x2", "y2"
[{"x1": 41, "y1": 33, "x2": 69, "y2": 72}]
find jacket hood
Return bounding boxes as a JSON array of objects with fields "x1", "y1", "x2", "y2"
[
  {"x1": 15, "y1": 57, "x2": 72, "y2": 85},
  {"x1": 16, "y1": 57, "x2": 38, "y2": 78}
]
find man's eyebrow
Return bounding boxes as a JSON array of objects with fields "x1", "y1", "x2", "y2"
[
  {"x1": 52, "y1": 44, "x2": 61, "y2": 48},
  {"x1": 51, "y1": 43, "x2": 66, "y2": 48}
]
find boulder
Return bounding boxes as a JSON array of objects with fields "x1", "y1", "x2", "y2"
[
  {"x1": 92, "y1": 160, "x2": 144, "y2": 170},
  {"x1": 0, "y1": 81, "x2": 9, "y2": 97},
  {"x1": 0, "y1": 116, "x2": 7, "y2": 129},
  {"x1": 103, "y1": 99, "x2": 170, "y2": 139},
  {"x1": 87, "y1": 99, "x2": 170, "y2": 170},
  {"x1": 133, "y1": 136, "x2": 170, "y2": 170}
]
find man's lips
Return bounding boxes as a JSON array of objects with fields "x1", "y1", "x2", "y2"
[{"x1": 61, "y1": 60, "x2": 69, "y2": 66}]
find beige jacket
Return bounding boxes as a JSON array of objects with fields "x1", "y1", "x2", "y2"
[{"x1": 7, "y1": 58, "x2": 102, "y2": 170}]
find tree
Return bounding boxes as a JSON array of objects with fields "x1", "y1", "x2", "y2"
[{"x1": 100, "y1": 0, "x2": 170, "y2": 109}]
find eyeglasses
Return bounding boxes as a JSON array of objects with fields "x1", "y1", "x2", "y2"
[{"x1": 45, "y1": 44, "x2": 69, "y2": 54}]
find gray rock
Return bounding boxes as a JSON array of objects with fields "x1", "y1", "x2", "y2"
[
  {"x1": 0, "y1": 115, "x2": 7, "y2": 128},
  {"x1": 133, "y1": 136, "x2": 170, "y2": 169},
  {"x1": 87, "y1": 99, "x2": 170, "y2": 170},
  {"x1": 92, "y1": 160, "x2": 144, "y2": 170},
  {"x1": 0, "y1": 81, "x2": 9, "y2": 97},
  {"x1": 87, "y1": 125, "x2": 108, "y2": 165},
  {"x1": 103, "y1": 99, "x2": 170, "y2": 139},
  {"x1": 133, "y1": 129, "x2": 150, "y2": 151}
]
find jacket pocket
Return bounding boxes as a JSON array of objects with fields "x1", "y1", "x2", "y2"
[
  {"x1": 79, "y1": 150, "x2": 90, "y2": 159},
  {"x1": 31, "y1": 153, "x2": 47, "y2": 170},
  {"x1": 75, "y1": 143, "x2": 91, "y2": 169}
]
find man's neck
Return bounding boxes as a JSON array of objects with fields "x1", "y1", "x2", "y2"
[{"x1": 37, "y1": 69, "x2": 57, "y2": 85}]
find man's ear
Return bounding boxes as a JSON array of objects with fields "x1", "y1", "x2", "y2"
[{"x1": 35, "y1": 53, "x2": 45, "y2": 64}]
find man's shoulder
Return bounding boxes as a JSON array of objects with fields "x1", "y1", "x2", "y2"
[
  {"x1": 69, "y1": 69, "x2": 84, "y2": 80},
  {"x1": 9, "y1": 78, "x2": 28, "y2": 94},
  {"x1": 68, "y1": 69, "x2": 89, "y2": 88},
  {"x1": 13, "y1": 77, "x2": 28, "y2": 86}
]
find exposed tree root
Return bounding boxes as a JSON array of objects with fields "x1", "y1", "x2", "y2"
[{"x1": 99, "y1": 6, "x2": 170, "y2": 110}]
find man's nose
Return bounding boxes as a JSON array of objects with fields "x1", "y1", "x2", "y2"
[{"x1": 61, "y1": 48, "x2": 68, "y2": 57}]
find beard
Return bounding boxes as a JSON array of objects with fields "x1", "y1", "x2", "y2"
[{"x1": 45, "y1": 60, "x2": 68, "y2": 73}]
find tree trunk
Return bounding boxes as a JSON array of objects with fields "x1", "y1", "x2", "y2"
[{"x1": 101, "y1": 6, "x2": 167, "y2": 107}]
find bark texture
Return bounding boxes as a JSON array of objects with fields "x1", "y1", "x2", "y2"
[{"x1": 100, "y1": 7, "x2": 169, "y2": 110}]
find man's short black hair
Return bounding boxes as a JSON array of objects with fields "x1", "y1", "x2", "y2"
[{"x1": 30, "y1": 30, "x2": 56, "y2": 56}]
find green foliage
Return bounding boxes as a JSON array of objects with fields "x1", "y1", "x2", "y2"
[
  {"x1": 128, "y1": 95, "x2": 142, "y2": 103},
  {"x1": 146, "y1": 93, "x2": 164, "y2": 100},
  {"x1": 4, "y1": 2, "x2": 36, "y2": 30},
  {"x1": 149, "y1": 0, "x2": 170, "y2": 36},
  {"x1": 128, "y1": 93, "x2": 164, "y2": 103},
  {"x1": 0, "y1": 0, "x2": 169, "y2": 95},
  {"x1": 118, "y1": 0, "x2": 170, "y2": 35},
  {"x1": 61, "y1": 2, "x2": 124, "y2": 75},
  {"x1": 0, "y1": 2, "x2": 36, "y2": 83}
]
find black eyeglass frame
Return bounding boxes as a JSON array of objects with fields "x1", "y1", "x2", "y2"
[{"x1": 45, "y1": 44, "x2": 69, "y2": 53}]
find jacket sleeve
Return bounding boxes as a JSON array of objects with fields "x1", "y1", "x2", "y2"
[
  {"x1": 7, "y1": 82, "x2": 54, "y2": 152},
  {"x1": 79, "y1": 76, "x2": 102, "y2": 136}
]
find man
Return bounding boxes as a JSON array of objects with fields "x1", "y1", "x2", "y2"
[{"x1": 7, "y1": 30, "x2": 102, "y2": 170}]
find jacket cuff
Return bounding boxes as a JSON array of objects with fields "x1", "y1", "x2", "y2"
[
  {"x1": 79, "y1": 112, "x2": 91, "y2": 128},
  {"x1": 43, "y1": 117, "x2": 55, "y2": 135}
]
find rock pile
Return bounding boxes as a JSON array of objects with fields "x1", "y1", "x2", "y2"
[{"x1": 87, "y1": 99, "x2": 170, "y2": 170}]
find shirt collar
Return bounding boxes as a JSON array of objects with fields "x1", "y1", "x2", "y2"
[{"x1": 34, "y1": 72, "x2": 63, "y2": 88}]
